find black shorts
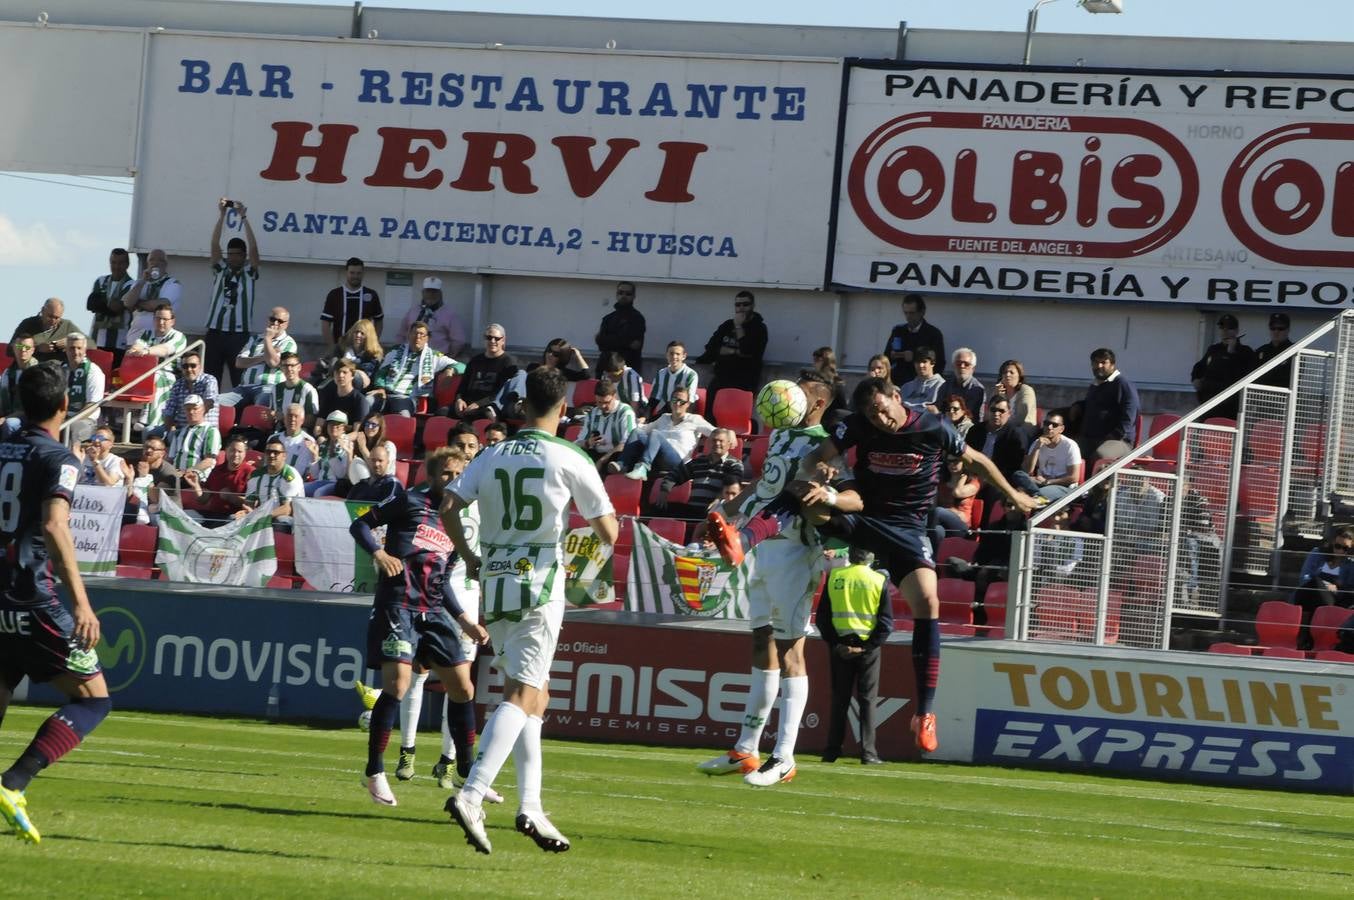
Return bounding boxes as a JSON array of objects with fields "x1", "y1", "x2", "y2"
[
  {"x1": 0, "y1": 595, "x2": 102, "y2": 686},
  {"x1": 819, "y1": 513, "x2": 934, "y2": 581},
  {"x1": 365, "y1": 605, "x2": 461, "y2": 671}
]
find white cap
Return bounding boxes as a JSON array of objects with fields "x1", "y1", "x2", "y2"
[
  {"x1": 423, "y1": 276, "x2": 443, "y2": 291},
  {"x1": 325, "y1": 410, "x2": 349, "y2": 424},
  {"x1": 184, "y1": 394, "x2": 204, "y2": 406}
]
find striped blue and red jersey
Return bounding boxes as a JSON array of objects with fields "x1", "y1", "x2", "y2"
[
  {"x1": 349, "y1": 484, "x2": 451, "y2": 613},
  {"x1": 0, "y1": 426, "x2": 81, "y2": 607},
  {"x1": 830, "y1": 408, "x2": 966, "y2": 530}
]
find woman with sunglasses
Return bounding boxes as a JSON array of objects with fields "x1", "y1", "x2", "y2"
[
  {"x1": 942, "y1": 395, "x2": 975, "y2": 442},
  {"x1": 1294, "y1": 527, "x2": 1354, "y2": 637},
  {"x1": 349, "y1": 412, "x2": 397, "y2": 483}
]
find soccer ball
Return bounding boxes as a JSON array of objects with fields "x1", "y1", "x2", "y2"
[
  {"x1": 755, "y1": 380, "x2": 808, "y2": 429},
  {"x1": 357, "y1": 710, "x2": 372, "y2": 732}
]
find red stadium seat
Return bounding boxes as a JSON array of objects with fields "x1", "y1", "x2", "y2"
[
  {"x1": 240, "y1": 404, "x2": 273, "y2": 432},
  {"x1": 1031, "y1": 584, "x2": 1089, "y2": 641},
  {"x1": 1207, "y1": 642, "x2": 1254, "y2": 655},
  {"x1": 562, "y1": 423, "x2": 583, "y2": 442},
  {"x1": 272, "y1": 530, "x2": 296, "y2": 579},
  {"x1": 434, "y1": 372, "x2": 461, "y2": 410},
  {"x1": 114, "y1": 355, "x2": 159, "y2": 402},
  {"x1": 87, "y1": 347, "x2": 115, "y2": 382},
  {"x1": 1261, "y1": 646, "x2": 1305, "y2": 660},
  {"x1": 1147, "y1": 413, "x2": 1182, "y2": 461},
  {"x1": 712, "y1": 389, "x2": 754, "y2": 435},
  {"x1": 1309, "y1": 605, "x2": 1349, "y2": 652},
  {"x1": 692, "y1": 387, "x2": 708, "y2": 417},
  {"x1": 118, "y1": 523, "x2": 158, "y2": 573},
  {"x1": 384, "y1": 415, "x2": 417, "y2": 459},
  {"x1": 651, "y1": 479, "x2": 693, "y2": 510},
  {"x1": 938, "y1": 536, "x2": 977, "y2": 564},
  {"x1": 743, "y1": 434, "x2": 769, "y2": 479},
  {"x1": 298, "y1": 361, "x2": 318, "y2": 382},
  {"x1": 472, "y1": 418, "x2": 492, "y2": 443},
  {"x1": 1314, "y1": 650, "x2": 1354, "y2": 663},
  {"x1": 604, "y1": 474, "x2": 643, "y2": 518},
  {"x1": 217, "y1": 403, "x2": 237, "y2": 437},
  {"x1": 1254, "y1": 600, "x2": 1301, "y2": 649},
  {"x1": 570, "y1": 379, "x2": 598, "y2": 409},
  {"x1": 645, "y1": 517, "x2": 688, "y2": 545},
  {"x1": 422, "y1": 415, "x2": 458, "y2": 452},
  {"x1": 394, "y1": 460, "x2": 411, "y2": 486},
  {"x1": 936, "y1": 578, "x2": 973, "y2": 624}
]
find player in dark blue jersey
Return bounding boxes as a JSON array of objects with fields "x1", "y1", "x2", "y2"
[
  {"x1": 349, "y1": 447, "x2": 488, "y2": 807},
  {"x1": 0, "y1": 363, "x2": 113, "y2": 844},
  {"x1": 792, "y1": 376, "x2": 1038, "y2": 754}
]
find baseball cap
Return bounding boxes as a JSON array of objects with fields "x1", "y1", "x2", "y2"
[
  {"x1": 184, "y1": 394, "x2": 203, "y2": 406},
  {"x1": 1217, "y1": 313, "x2": 1239, "y2": 329},
  {"x1": 1268, "y1": 312, "x2": 1290, "y2": 329},
  {"x1": 326, "y1": 410, "x2": 349, "y2": 424},
  {"x1": 423, "y1": 276, "x2": 443, "y2": 291}
]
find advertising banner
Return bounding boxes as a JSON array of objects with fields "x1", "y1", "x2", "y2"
[
  {"x1": 134, "y1": 33, "x2": 841, "y2": 287},
  {"x1": 935, "y1": 644, "x2": 1354, "y2": 793},
  {"x1": 71, "y1": 484, "x2": 127, "y2": 577},
  {"x1": 832, "y1": 63, "x2": 1354, "y2": 309}
]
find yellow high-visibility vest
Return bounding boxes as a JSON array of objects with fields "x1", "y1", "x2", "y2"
[{"x1": 828, "y1": 564, "x2": 886, "y2": 640}]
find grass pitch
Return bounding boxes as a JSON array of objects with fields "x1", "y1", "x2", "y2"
[{"x1": 0, "y1": 707, "x2": 1349, "y2": 898}]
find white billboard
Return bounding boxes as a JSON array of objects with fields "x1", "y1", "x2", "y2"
[
  {"x1": 132, "y1": 33, "x2": 840, "y2": 287},
  {"x1": 832, "y1": 63, "x2": 1354, "y2": 310}
]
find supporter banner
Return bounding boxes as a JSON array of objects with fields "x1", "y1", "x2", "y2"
[
  {"x1": 832, "y1": 63, "x2": 1354, "y2": 309},
  {"x1": 133, "y1": 33, "x2": 840, "y2": 287},
  {"x1": 624, "y1": 522, "x2": 749, "y2": 618},
  {"x1": 156, "y1": 495, "x2": 278, "y2": 586},
  {"x1": 72, "y1": 484, "x2": 126, "y2": 577},
  {"x1": 562, "y1": 526, "x2": 615, "y2": 606},
  {"x1": 477, "y1": 619, "x2": 920, "y2": 759},
  {"x1": 934, "y1": 644, "x2": 1354, "y2": 794},
  {"x1": 293, "y1": 498, "x2": 380, "y2": 593}
]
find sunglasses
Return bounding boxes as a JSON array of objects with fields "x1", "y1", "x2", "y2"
[
  {"x1": 955, "y1": 361, "x2": 974, "y2": 368},
  {"x1": 268, "y1": 317, "x2": 287, "y2": 325},
  {"x1": 90, "y1": 436, "x2": 110, "y2": 444},
  {"x1": 363, "y1": 422, "x2": 381, "y2": 429},
  {"x1": 672, "y1": 398, "x2": 690, "y2": 405},
  {"x1": 946, "y1": 406, "x2": 963, "y2": 413},
  {"x1": 484, "y1": 334, "x2": 504, "y2": 341}
]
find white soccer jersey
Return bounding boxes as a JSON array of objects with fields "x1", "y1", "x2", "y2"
[
  {"x1": 451, "y1": 427, "x2": 613, "y2": 620},
  {"x1": 168, "y1": 422, "x2": 221, "y2": 473},
  {"x1": 742, "y1": 424, "x2": 832, "y2": 543}
]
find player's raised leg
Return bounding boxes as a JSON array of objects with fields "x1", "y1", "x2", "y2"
[{"x1": 698, "y1": 627, "x2": 775, "y2": 775}]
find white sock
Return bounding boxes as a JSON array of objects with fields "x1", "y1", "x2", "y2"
[
  {"x1": 463, "y1": 702, "x2": 529, "y2": 806},
  {"x1": 734, "y1": 668, "x2": 780, "y2": 755},
  {"x1": 772, "y1": 675, "x2": 809, "y2": 762},
  {"x1": 441, "y1": 695, "x2": 455, "y2": 759},
  {"x1": 399, "y1": 671, "x2": 429, "y2": 748},
  {"x1": 513, "y1": 715, "x2": 544, "y2": 815}
]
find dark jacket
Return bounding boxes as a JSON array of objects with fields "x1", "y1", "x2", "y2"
[
  {"x1": 815, "y1": 565, "x2": 893, "y2": 649},
  {"x1": 967, "y1": 422, "x2": 1038, "y2": 479},
  {"x1": 1081, "y1": 373, "x2": 1140, "y2": 450},
  {"x1": 697, "y1": 311, "x2": 768, "y2": 390},
  {"x1": 1254, "y1": 339, "x2": 1294, "y2": 388},
  {"x1": 595, "y1": 304, "x2": 646, "y2": 373},
  {"x1": 884, "y1": 320, "x2": 946, "y2": 383},
  {"x1": 1192, "y1": 341, "x2": 1257, "y2": 401}
]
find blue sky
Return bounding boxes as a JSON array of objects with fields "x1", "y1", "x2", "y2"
[{"x1": 2, "y1": 0, "x2": 1348, "y2": 343}]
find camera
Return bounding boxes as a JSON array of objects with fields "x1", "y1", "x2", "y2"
[{"x1": 220, "y1": 197, "x2": 240, "y2": 210}]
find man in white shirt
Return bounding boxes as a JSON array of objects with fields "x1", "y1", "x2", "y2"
[
  {"x1": 606, "y1": 387, "x2": 714, "y2": 482},
  {"x1": 64, "y1": 333, "x2": 105, "y2": 444},
  {"x1": 220, "y1": 306, "x2": 297, "y2": 408},
  {"x1": 1013, "y1": 410, "x2": 1083, "y2": 502},
  {"x1": 166, "y1": 394, "x2": 221, "y2": 479},
  {"x1": 121, "y1": 249, "x2": 182, "y2": 349},
  {"x1": 272, "y1": 404, "x2": 319, "y2": 475},
  {"x1": 369, "y1": 322, "x2": 461, "y2": 417}
]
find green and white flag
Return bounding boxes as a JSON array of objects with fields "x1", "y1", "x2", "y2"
[
  {"x1": 156, "y1": 494, "x2": 278, "y2": 586},
  {"x1": 293, "y1": 497, "x2": 381, "y2": 593},
  {"x1": 70, "y1": 484, "x2": 125, "y2": 577},
  {"x1": 625, "y1": 522, "x2": 749, "y2": 618},
  {"x1": 562, "y1": 525, "x2": 615, "y2": 607}
]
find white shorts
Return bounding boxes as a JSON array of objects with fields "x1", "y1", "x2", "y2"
[
  {"x1": 745, "y1": 536, "x2": 825, "y2": 640},
  {"x1": 486, "y1": 600, "x2": 564, "y2": 690}
]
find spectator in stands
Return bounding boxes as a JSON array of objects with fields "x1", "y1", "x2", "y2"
[
  {"x1": 452, "y1": 324, "x2": 516, "y2": 421},
  {"x1": 1254, "y1": 312, "x2": 1295, "y2": 388},
  {"x1": 184, "y1": 433, "x2": 255, "y2": 525},
  {"x1": 1112, "y1": 477, "x2": 1166, "y2": 557},
  {"x1": 273, "y1": 403, "x2": 319, "y2": 475},
  {"x1": 265, "y1": 353, "x2": 320, "y2": 431},
  {"x1": 1078, "y1": 347, "x2": 1140, "y2": 462},
  {"x1": 884, "y1": 294, "x2": 945, "y2": 385},
  {"x1": 399, "y1": 276, "x2": 468, "y2": 360},
  {"x1": 348, "y1": 441, "x2": 399, "y2": 503},
  {"x1": 306, "y1": 411, "x2": 354, "y2": 497},
  {"x1": 239, "y1": 435, "x2": 303, "y2": 524},
  {"x1": 204, "y1": 200, "x2": 262, "y2": 387},
  {"x1": 166, "y1": 394, "x2": 220, "y2": 484},
  {"x1": 369, "y1": 322, "x2": 462, "y2": 417},
  {"x1": 939, "y1": 347, "x2": 985, "y2": 422},
  {"x1": 482, "y1": 422, "x2": 508, "y2": 446},
  {"x1": 811, "y1": 346, "x2": 850, "y2": 426},
  {"x1": 1179, "y1": 480, "x2": 1221, "y2": 609},
  {"x1": 0, "y1": 334, "x2": 37, "y2": 425},
  {"x1": 656, "y1": 427, "x2": 744, "y2": 520},
  {"x1": 540, "y1": 338, "x2": 590, "y2": 382},
  {"x1": 1293, "y1": 527, "x2": 1354, "y2": 632},
  {"x1": 650, "y1": 340, "x2": 699, "y2": 421},
  {"x1": 696, "y1": 290, "x2": 768, "y2": 414},
  {"x1": 320, "y1": 257, "x2": 383, "y2": 349},
  {"x1": 1012, "y1": 410, "x2": 1082, "y2": 502},
  {"x1": 815, "y1": 546, "x2": 891, "y2": 764},
  {"x1": 87, "y1": 247, "x2": 135, "y2": 367},
  {"x1": 317, "y1": 359, "x2": 368, "y2": 431},
  {"x1": 120, "y1": 249, "x2": 182, "y2": 356},
  {"x1": 349, "y1": 411, "x2": 396, "y2": 483},
  {"x1": 577, "y1": 380, "x2": 637, "y2": 473},
  {"x1": 13, "y1": 297, "x2": 77, "y2": 364},
  {"x1": 322, "y1": 318, "x2": 383, "y2": 390},
  {"x1": 447, "y1": 422, "x2": 480, "y2": 459},
  {"x1": 932, "y1": 454, "x2": 979, "y2": 551},
  {"x1": 1191, "y1": 313, "x2": 1256, "y2": 419},
  {"x1": 967, "y1": 396, "x2": 1036, "y2": 483},
  {"x1": 607, "y1": 386, "x2": 714, "y2": 482},
  {"x1": 161, "y1": 349, "x2": 220, "y2": 434},
  {"x1": 124, "y1": 303, "x2": 189, "y2": 434},
  {"x1": 598, "y1": 350, "x2": 646, "y2": 419},
  {"x1": 594, "y1": 280, "x2": 646, "y2": 375},
  {"x1": 994, "y1": 360, "x2": 1037, "y2": 426},
  {"x1": 1034, "y1": 507, "x2": 1084, "y2": 582},
  {"x1": 944, "y1": 394, "x2": 975, "y2": 442},
  {"x1": 75, "y1": 426, "x2": 130, "y2": 488},
  {"x1": 900, "y1": 346, "x2": 944, "y2": 411},
  {"x1": 63, "y1": 333, "x2": 104, "y2": 443},
  {"x1": 128, "y1": 436, "x2": 175, "y2": 526},
  {"x1": 866, "y1": 353, "x2": 891, "y2": 384},
  {"x1": 221, "y1": 306, "x2": 296, "y2": 408}
]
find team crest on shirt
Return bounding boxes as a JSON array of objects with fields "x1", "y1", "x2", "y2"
[{"x1": 514, "y1": 557, "x2": 534, "y2": 576}]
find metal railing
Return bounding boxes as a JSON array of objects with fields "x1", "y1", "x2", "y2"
[
  {"x1": 1008, "y1": 310, "x2": 1350, "y2": 650},
  {"x1": 60, "y1": 339, "x2": 207, "y2": 445}
]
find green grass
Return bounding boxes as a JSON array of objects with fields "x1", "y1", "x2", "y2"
[{"x1": 0, "y1": 706, "x2": 1350, "y2": 898}]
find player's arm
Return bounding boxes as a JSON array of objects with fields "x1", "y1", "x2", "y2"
[
  {"x1": 239, "y1": 204, "x2": 260, "y2": 269},
  {"x1": 43, "y1": 496, "x2": 99, "y2": 649},
  {"x1": 961, "y1": 443, "x2": 1041, "y2": 515},
  {"x1": 589, "y1": 512, "x2": 620, "y2": 547},
  {"x1": 439, "y1": 491, "x2": 480, "y2": 578}
]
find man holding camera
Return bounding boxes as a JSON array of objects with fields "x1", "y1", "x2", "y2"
[
  {"x1": 120, "y1": 250, "x2": 182, "y2": 356},
  {"x1": 205, "y1": 199, "x2": 262, "y2": 388},
  {"x1": 86, "y1": 248, "x2": 135, "y2": 367}
]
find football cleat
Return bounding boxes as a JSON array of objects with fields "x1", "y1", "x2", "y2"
[
  {"x1": 395, "y1": 747, "x2": 416, "y2": 781},
  {"x1": 705, "y1": 511, "x2": 745, "y2": 567},
  {"x1": 697, "y1": 749, "x2": 759, "y2": 776},
  {"x1": 445, "y1": 793, "x2": 492, "y2": 855},
  {"x1": 354, "y1": 681, "x2": 380, "y2": 711},
  {"x1": 912, "y1": 713, "x2": 939, "y2": 754},
  {"x1": 431, "y1": 759, "x2": 456, "y2": 791},
  {"x1": 452, "y1": 770, "x2": 504, "y2": 803},
  {"x1": 365, "y1": 772, "x2": 397, "y2": 807},
  {"x1": 516, "y1": 811, "x2": 571, "y2": 853},
  {"x1": 0, "y1": 786, "x2": 40, "y2": 844},
  {"x1": 744, "y1": 754, "x2": 796, "y2": 787}
]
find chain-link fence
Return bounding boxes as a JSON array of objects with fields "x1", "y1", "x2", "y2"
[
  {"x1": 1328, "y1": 313, "x2": 1354, "y2": 503},
  {"x1": 1024, "y1": 527, "x2": 1105, "y2": 645},
  {"x1": 1235, "y1": 385, "x2": 1288, "y2": 578},
  {"x1": 1287, "y1": 350, "x2": 1334, "y2": 538}
]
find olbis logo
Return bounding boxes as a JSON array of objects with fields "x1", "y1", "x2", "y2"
[{"x1": 94, "y1": 606, "x2": 147, "y2": 692}]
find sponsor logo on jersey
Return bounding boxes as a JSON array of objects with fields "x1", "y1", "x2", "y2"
[
  {"x1": 59, "y1": 464, "x2": 80, "y2": 492},
  {"x1": 865, "y1": 450, "x2": 923, "y2": 474}
]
